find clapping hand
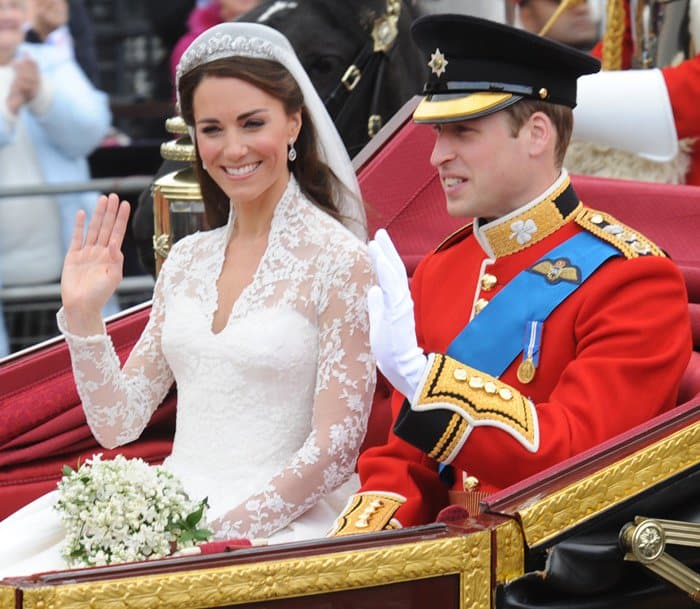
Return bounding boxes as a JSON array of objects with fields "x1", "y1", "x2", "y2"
[
  {"x1": 367, "y1": 229, "x2": 427, "y2": 400},
  {"x1": 61, "y1": 194, "x2": 130, "y2": 335},
  {"x1": 7, "y1": 56, "x2": 40, "y2": 115}
]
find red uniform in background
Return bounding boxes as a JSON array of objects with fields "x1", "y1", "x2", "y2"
[{"x1": 591, "y1": 3, "x2": 700, "y2": 185}]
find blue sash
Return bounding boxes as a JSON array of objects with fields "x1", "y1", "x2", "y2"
[{"x1": 445, "y1": 231, "x2": 620, "y2": 377}]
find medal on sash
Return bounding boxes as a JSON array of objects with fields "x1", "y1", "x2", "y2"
[{"x1": 517, "y1": 320, "x2": 542, "y2": 384}]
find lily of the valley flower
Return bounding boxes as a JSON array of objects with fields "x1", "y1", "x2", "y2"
[{"x1": 55, "y1": 454, "x2": 211, "y2": 568}]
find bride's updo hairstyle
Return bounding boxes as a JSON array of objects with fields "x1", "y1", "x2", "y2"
[{"x1": 176, "y1": 22, "x2": 368, "y2": 240}]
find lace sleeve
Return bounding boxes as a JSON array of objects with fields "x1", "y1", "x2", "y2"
[
  {"x1": 212, "y1": 240, "x2": 376, "y2": 539},
  {"x1": 58, "y1": 260, "x2": 176, "y2": 450}
]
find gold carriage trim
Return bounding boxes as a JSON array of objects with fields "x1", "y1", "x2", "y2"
[
  {"x1": 415, "y1": 354, "x2": 539, "y2": 456},
  {"x1": 575, "y1": 208, "x2": 665, "y2": 258},
  {"x1": 329, "y1": 492, "x2": 406, "y2": 536},
  {"x1": 17, "y1": 533, "x2": 493, "y2": 609},
  {"x1": 518, "y1": 420, "x2": 700, "y2": 548},
  {"x1": 495, "y1": 519, "x2": 526, "y2": 585}
]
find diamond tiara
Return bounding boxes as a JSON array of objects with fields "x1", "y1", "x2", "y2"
[{"x1": 176, "y1": 34, "x2": 278, "y2": 86}]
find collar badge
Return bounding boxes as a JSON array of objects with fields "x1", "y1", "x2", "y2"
[{"x1": 428, "y1": 48, "x2": 448, "y2": 77}]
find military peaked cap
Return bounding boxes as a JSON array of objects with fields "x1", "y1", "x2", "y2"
[{"x1": 410, "y1": 13, "x2": 601, "y2": 123}]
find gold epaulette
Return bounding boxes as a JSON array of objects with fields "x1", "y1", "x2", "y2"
[
  {"x1": 575, "y1": 208, "x2": 665, "y2": 259},
  {"x1": 328, "y1": 492, "x2": 405, "y2": 536},
  {"x1": 434, "y1": 223, "x2": 474, "y2": 253}
]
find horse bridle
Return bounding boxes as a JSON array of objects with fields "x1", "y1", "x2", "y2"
[{"x1": 323, "y1": 0, "x2": 401, "y2": 145}]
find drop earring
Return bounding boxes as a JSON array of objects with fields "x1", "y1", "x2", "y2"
[{"x1": 288, "y1": 138, "x2": 297, "y2": 162}]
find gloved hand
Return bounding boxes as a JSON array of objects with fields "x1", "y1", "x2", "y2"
[{"x1": 368, "y1": 229, "x2": 428, "y2": 400}]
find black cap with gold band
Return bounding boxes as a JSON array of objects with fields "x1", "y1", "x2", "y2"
[{"x1": 410, "y1": 14, "x2": 601, "y2": 124}]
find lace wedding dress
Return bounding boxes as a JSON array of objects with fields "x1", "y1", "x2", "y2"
[{"x1": 0, "y1": 177, "x2": 375, "y2": 578}]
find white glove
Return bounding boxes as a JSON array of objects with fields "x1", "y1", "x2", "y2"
[{"x1": 368, "y1": 229, "x2": 428, "y2": 400}]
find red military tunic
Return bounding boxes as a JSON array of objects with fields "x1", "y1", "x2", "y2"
[
  {"x1": 591, "y1": 3, "x2": 700, "y2": 185},
  {"x1": 658, "y1": 58, "x2": 700, "y2": 185},
  {"x1": 331, "y1": 174, "x2": 692, "y2": 535}
]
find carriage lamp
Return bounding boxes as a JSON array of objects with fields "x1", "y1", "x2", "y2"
[{"x1": 152, "y1": 116, "x2": 205, "y2": 275}]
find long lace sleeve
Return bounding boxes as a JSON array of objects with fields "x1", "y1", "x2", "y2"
[
  {"x1": 212, "y1": 236, "x2": 376, "y2": 539},
  {"x1": 58, "y1": 259, "x2": 176, "y2": 450}
]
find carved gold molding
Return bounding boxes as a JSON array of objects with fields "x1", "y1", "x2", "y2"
[
  {"x1": 494, "y1": 519, "x2": 524, "y2": 584},
  {"x1": 459, "y1": 531, "x2": 492, "y2": 609},
  {"x1": 0, "y1": 586, "x2": 15, "y2": 609},
  {"x1": 519, "y1": 421, "x2": 700, "y2": 547},
  {"x1": 22, "y1": 532, "x2": 492, "y2": 609}
]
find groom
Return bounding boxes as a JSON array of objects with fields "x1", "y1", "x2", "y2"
[{"x1": 330, "y1": 13, "x2": 692, "y2": 534}]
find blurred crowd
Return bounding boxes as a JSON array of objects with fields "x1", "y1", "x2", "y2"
[{"x1": 0, "y1": 0, "x2": 110, "y2": 356}]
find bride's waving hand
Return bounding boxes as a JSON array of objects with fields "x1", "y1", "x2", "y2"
[{"x1": 61, "y1": 194, "x2": 130, "y2": 336}]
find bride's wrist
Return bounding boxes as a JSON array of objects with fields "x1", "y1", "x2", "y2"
[{"x1": 61, "y1": 307, "x2": 105, "y2": 337}]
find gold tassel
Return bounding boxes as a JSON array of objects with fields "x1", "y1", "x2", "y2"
[{"x1": 602, "y1": 0, "x2": 626, "y2": 70}]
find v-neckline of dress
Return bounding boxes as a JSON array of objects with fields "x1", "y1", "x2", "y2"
[{"x1": 208, "y1": 176, "x2": 297, "y2": 336}]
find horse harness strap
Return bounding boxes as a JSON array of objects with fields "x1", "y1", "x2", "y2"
[
  {"x1": 324, "y1": 44, "x2": 375, "y2": 117},
  {"x1": 323, "y1": 2, "x2": 400, "y2": 141}
]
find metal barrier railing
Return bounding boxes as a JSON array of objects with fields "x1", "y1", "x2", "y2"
[
  {"x1": 0, "y1": 176, "x2": 154, "y2": 199},
  {"x1": 0, "y1": 175, "x2": 156, "y2": 354},
  {"x1": 2, "y1": 276, "x2": 155, "y2": 353},
  {"x1": 1, "y1": 276, "x2": 155, "y2": 354}
]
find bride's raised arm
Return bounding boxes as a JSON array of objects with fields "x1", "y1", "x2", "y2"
[{"x1": 58, "y1": 195, "x2": 175, "y2": 449}]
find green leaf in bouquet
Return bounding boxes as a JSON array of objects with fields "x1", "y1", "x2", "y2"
[
  {"x1": 61, "y1": 464, "x2": 74, "y2": 476},
  {"x1": 193, "y1": 528, "x2": 211, "y2": 542},
  {"x1": 184, "y1": 497, "x2": 209, "y2": 529},
  {"x1": 179, "y1": 530, "x2": 194, "y2": 544}
]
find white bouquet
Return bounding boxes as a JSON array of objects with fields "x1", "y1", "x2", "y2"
[{"x1": 55, "y1": 454, "x2": 211, "y2": 568}]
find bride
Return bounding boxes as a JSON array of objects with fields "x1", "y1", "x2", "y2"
[{"x1": 0, "y1": 22, "x2": 376, "y2": 577}]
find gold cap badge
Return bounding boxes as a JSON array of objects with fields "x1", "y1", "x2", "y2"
[{"x1": 428, "y1": 48, "x2": 448, "y2": 77}]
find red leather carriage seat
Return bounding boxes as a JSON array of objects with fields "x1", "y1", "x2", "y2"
[{"x1": 0, "y1": 308, "x2": 176, "y2": 519}]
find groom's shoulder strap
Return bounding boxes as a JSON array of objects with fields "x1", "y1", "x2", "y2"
[
  {"x1": 434, "y1": 223, "x2": 474, "y2": 253},
  {"x1": 575, "y1": 208, "x2": 665, "y2": 259}
]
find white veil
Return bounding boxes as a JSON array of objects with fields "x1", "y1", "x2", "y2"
[{"x1": 175, "y1": 21, "x2": 368, "y2": 241}]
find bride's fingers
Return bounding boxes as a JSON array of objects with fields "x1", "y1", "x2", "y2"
[
  {"x1": 96, "y1": 193, "x2": 120, "y2": 247},
  {"x1": 108, "y1": 200, "x2": 131, "y2": 254},
  {"x1": 67, "y1": 210, "x2": 86, "y2": 253},
  {"x1": 84, "y1": 195, "x2": 109, "y2": 247}
]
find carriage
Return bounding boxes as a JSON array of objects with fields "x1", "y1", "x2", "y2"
[{"x1": 1, "y1": 95, "x2": 700, "y2": 608}]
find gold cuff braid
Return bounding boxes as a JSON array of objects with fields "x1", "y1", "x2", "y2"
[
  {"x1": 329, "y1": 493, "x2": 406, "y2": 536},
  {"x1": 416, "y1": 354, "x2": 539, "y2": 457}
]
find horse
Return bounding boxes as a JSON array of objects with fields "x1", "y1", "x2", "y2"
[{"x1": 131, "y1": 0, "x2": 426, "y2": 276}]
